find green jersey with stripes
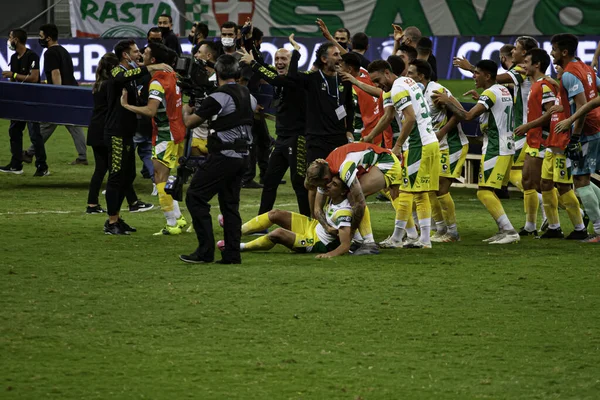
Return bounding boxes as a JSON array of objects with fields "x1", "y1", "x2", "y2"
[
  {"x1": 507, "y1": 65, "x2": 531, "y2": 152},
  {"x1": 148, "y1": 80, "x2": 174, "y2": 142},
  {"x1": 391, "y1": 77, "x2": 437, "y2": 149},
  {"x1": 423, "y1": 81, "x2": 469, "y2": 151},
  {"x1": 477, "y1": 84, "x2": 515, "y2": 156}
]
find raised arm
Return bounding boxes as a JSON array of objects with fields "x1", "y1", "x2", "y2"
[
  {"x1": 340, "y1": 72, "x2": 383, "y2": 98},
  {"x1": 316, "y1": 18, "x2": 348, "y2": 55}
]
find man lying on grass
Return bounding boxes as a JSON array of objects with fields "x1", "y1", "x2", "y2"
[{"x1": 218, "y1": 176, "x2": 354, "y2": 258}]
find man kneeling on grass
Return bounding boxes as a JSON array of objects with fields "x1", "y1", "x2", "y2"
[{"x1": 218, "y1": 176, "x2": 353, "y2": 258}]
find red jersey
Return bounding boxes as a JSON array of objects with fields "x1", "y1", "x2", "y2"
[
  {"x1": 548, "y1": 90, "x2": 571, "y2": 150},
  {"x1": 563, "y1": 60, "x2": 600, "y2": 136},
  {"x1": 326, "y1": 142, "x2": 392, "y2": 186},
  {"x1": 527, "y1": 78, "x2": 556, "y2": 149},
  {"x1": 354, "y1": 69, "x2": 393, "y2": 147}
]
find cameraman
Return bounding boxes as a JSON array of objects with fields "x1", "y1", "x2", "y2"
[
  {"x1": 121, "y1": 42, "x2": 188, "y2": 236},
  {"x1": 181, "y1": 54, "x2": 257, "y2": 265}
]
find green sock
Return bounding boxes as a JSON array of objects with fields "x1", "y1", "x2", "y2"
[{"x1": 576, "y1": 185, "x2": 600, "y2": 222}]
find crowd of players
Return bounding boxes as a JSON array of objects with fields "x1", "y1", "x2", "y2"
[{"x1": 2, "y1": 18, "x2": 600, "y2": 262}]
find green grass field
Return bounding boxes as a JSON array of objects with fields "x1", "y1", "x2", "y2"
[{"x1": 1, "y1": 84, "x2": 599, "y2": 399}]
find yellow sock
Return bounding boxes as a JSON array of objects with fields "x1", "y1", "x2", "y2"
[
  {"x1": 509, "y1": 169, "x2": 524, "y2": 192},
  {"x1": 524, "y1": 189, "x2": 538, "y2": 224},
  {"x1": 477, "y1": 189, "x2": 513, "y2": 231},
  {"x1": 393, "y1": 192, "x2": 413, "y2": 223},
  {"x1": 438, "y1": 193, "x2": 457, "y2": 227},
  {"x1": 556, "y1": 187, "x2": 565, "y2": 209},
  {"x1": 415, "y1": 192, "x2": 432, "y2": 243},
  {"x1": 157, "y1": 182, "x2": 174, "y2": 212},
  {"x1": 241, "y1": 235, "x2": 275, "y2": 251},
  {"x1": 358, "y1": 205, "x2": 374, "y2": 243},
  {"x1": 542, "y1": 190, "x2": 560, "y2": 228},
  {"x1": 241, "y1": 212, "x2": 272, "y2": 234},
  {"x1": 429, "y1": 192, "x2": 444, "y2": 225},
  {"x1": 560, "y1": 190, "x2": 584, "y2": 229}
]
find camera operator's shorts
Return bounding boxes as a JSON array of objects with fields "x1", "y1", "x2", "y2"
[{"x1": 153, "y1": 140, "x2": 184, "y2": 169}]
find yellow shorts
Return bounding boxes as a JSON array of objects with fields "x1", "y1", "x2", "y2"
[
  {"x1": 191, "y1": 137, "x2": 208, "y2": 155},
  {"x1": 512, "y1": 137, "x2": 527, "y2": 167},
  {"x1": 375, "y1": 152, "x2": 403, "y2": 187},
  {"x1": 153, "y1": 140, "x2": 184, "y2": 169},
  {"x1": 541, "y1": 150, "x2": 573, "y2": 184},
  {"x1": 479, "y1": 154, "x2": 513, "y2": 189},
  {"x1": 440, "y1": 144, "x2": 468, "y2": 179},
  {"x1": 290, "y1": 213, "x2": 325, "y2": 252},
  {"x1": 401, "y1": 142, "x2": 440, "y2": 192},
  {"x1": 525, "y1": 144, "x2": 545, "y2": 159}
]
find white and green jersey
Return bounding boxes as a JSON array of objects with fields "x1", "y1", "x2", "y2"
[
  {"x1": 507, "y1": 65, "x2": 531, "y2": 152},
  {"x1": 391, "y1": 76, "x2": 437, "y2": 149},
  {"x1": 423, "y1": 81, "x2": 469, "y2": 151},
  {"x1": 477, "y1": 84, "x2": 515, "y2": 156},
  {"x1": 315, "y1": 198, "x2": 353, "y2": 245}
]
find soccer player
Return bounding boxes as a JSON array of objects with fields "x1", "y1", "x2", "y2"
[
  {"x1": 227, "y1": 176, "x2": 354, "y2": 258},
  {"x1": 121, "y1": 42, "x2": 188, "y2": 235},
  {"x1": 433, "y1": 60, "x2": 520, "y2": 244},
  {"x1": 514, "y1": 48, "x2": 587, "y2": 239},
  {"x1": 550, "y1": 34, "x2": 600, "y2": 242},
  {"x1": 407, "y1": 59, "x2": 468, "y2": 242},
  {"x1": 305, "y1": 142, "x2": 402, "y2": 253},
  {"x1": 367, "y1": 60, "x2": 440, "y2": 249}
]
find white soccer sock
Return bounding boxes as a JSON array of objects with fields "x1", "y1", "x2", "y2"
[
  {"x1": 392, "y1": 220, "x2": 407, "y2": 241},
  {"x1": 165, "y1": 210, "x2": 177, "y2": 226},
  {"x1": 496, "y1": 214, "x2": 514, "y2": 232},
  {"x1": 406, "y1": 226, "x2": 419, "y2": 239},
  {"x1": 525, "y1": 221, "x2": 536, "y2": 231},
  {"x1": 419, "y1": 219, "x2": 431, "y2": 245},
  {"x1": 537, "y1": 192, "x2": 546, "y2": 220},
  {"x1": 173, "y1": 200, "x2": 182, "y2": 219},
  {"x1": 240, "y1": 242, "x2": 246, "y2": 250}
]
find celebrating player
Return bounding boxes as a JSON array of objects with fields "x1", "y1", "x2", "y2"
[
  {"x1": 226, "y1": 176, "x2": 354, "y2": 258},
  {"x1": 433, "y1": 60, "x2": 519, "y2": 244}
]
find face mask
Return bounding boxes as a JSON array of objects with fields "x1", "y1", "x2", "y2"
[
  {"x1": 148, "y1": 38, "x2": 161, "y2": 44},
  {"x1": 221, "y1": 37, "x2": 235, "y2": 48},
  {"x1": 38, "y1": 37, "x2": 48, "y2": 48},
  {"x1": 126, "y1": 55, "x2": 138, "y2": 69},
  {"x1": 188, "y1": 34, "x2": 195, "y2": 44},
  {"x1": 337, "y1": 42, "x2": 348, "y2": 50},
  {"x1": 7, "y1": 40, "x2": 15, "y2": 51},
  {"x1": 159, "y1": 27, "x2": 170, "y2": 36}
]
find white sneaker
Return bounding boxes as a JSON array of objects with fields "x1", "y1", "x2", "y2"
[
  {"x1": 151, "y1": 183, "x2": 158, "y2": 196},
  {"x1": 440, "y1": 231, "x2": 461, "y2": 242},
  {"x1": 430, "y1": 230, "x2": 448, "y2": 242},
  {"x1": 483, "y1": 232, "x2": 503, "y2": 242},
  {"x1": 490, "y1": 232, "x2": 520, "y2": 244},
  {"x1": 378, "y1": 235, "x2": 404, "y2": 249}
]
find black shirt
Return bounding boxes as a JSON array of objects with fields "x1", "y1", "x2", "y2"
[
  {"x1": 10, "y1": 49, "x2": 40, "y2": 83},
  {"x1": 351, "y1": 51, "x2": 371, "y2": 70},
  {"x1": 105, "y1": 64, "x2": 149, "y2": 138},
  {"x1": 250, "y1": 50, "x2": 306, "y2": 137},
  {"x1": 136, "y1": 73, "x2": 153, "y2": 137},
  {"x1": 428, "y1": 54, "x2": 438, "y2": 81},
  {"x1": 163, "y1": 31, "x2": 182, "y2": 56},
  {"x1": 88, "y1": 81, "x2": 109, "y2": 146},
  {"x1": 290, "y1": 68, "x2": 354, "y2": 138},
  {"x1": 44, "y1": 45, "x2": 78, "y2": 86}
]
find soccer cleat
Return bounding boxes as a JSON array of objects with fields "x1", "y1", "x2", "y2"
[
  {"x1": 217, "y1": 240, "x2": 225, "y2": 251},
  {"x1": 540, "y1": 218, "x2": 548, "y2": 232},
  {"x1": 378, "y1": 236, "x2": 403, "y2": 249},
  {"x1": 430, "y1": 230, "x2": 448, "y2": 243},
  {"x1": 104, "y1": 220, "x2": 129, "y2": 235},
  {"x1": 583, "y1": 235, "x2": 600, "y2": 243},
  {"x1": 348, "y1": 241, "x2": 362, "y2": 254},
  {"x1": 86, "y1": 205, "x2": 106, "y2": 214},
  {"x1": 218, "y1": 214, "x2": 224, "y2": 228},
  {"x1": 129, "y1": 200, "x2": 154, "y2": 213},
  {"x1": 33, "y1": 168, "x2": 50, "y2": 177},
  {"x1": 0, "y1": 164, "x2": 24, "y2": 174},
  {"x1": 403, "y1": 236, "x2": 420, "y2": 247},
  {"x1": 440, "y1": 231, "x2": 461, "y2": 242},
  {"x1": 403, "y1": 240, "x2": 432, "y2": 249},
  {"x1": 154, "y1": 224, "x2": 182, "y2": 235},
  {"x1": 118, "y1": 218, "x2": 137, "y2": 233},
  {"x1": 176, "y1": 216, "x2": 188, "y2": 229},
  {"x1": 518, "y1": 227, "x2": 538, "y2": 237},
  {"x1": 565, "y1": 229, "x2": 589, "y2": 240},
  {"x1": 483, "y1": 232, "x2": 503, "y2": 242},
  {"x1": 350, "y1": 241, "x2": 380, "y2": 255},
  {"x1": 179, "y1": 254, "x2": 212, "y2": 264},
  {"x1": 490, "y1": 232, "x2": 520, "y2": 244},
  {"x1": 539, "y1": 227, "x2": 564, "y2": 239},
  {"x1": 70, "y1": 158, "x2": 89, "y2": 165}
]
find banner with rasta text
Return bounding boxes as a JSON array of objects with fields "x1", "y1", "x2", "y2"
[{"x1": 69, "y1": 0, "x2": 181, "y2": 37}]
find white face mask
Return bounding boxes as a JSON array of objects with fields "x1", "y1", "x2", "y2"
[
  {"x1": 7, "y1": 40, "x2": 15, "y2": 51},
  {"x1": 221, "y1": 37, "x2": 235, "y2": 48}
]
